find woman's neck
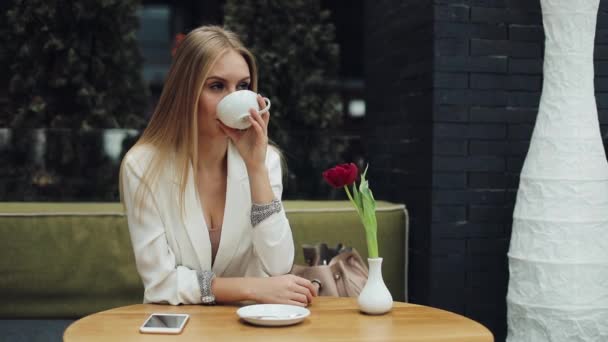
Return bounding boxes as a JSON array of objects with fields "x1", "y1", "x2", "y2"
[{"x1": 197, "y1": 136, "x2": 228, "y2": 174}]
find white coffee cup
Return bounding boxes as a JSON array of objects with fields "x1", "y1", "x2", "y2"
[{"x1": 216, "y1": 90, "x2": 271, "y2": 130}]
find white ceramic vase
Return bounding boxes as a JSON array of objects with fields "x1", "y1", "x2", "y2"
[
  {"x1": 507, "y1": 0, "x2": 608, "y2": 340},
  {"x1": 357, "y1": 258, "x2": 393, "y2": 314}
]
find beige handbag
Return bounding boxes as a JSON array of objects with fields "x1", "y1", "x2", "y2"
[{"x1": 290, "y1": 243, "x2": 368, "y2": 297}]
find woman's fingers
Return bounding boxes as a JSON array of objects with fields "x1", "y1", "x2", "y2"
[
  {"x1": 256, "y1": 94, "x2": 270, "y2": 126},
  {"x1": 248, "y1": 114, "x2": 264, "y2": 137},
  {"x1": 294, "y1": 276, "x2": 317, "y2": 297},
  {"x1": 290, "y1": 292, "x2": 309, "y2": 305},
  {"x1": 287, "y1": 299, "x2": 307, "y2": 307},
  {"x1": 294, "y1": 284, "x2": 314, "y2": 303},
  {"x1": 249, "y1": 109, "x2": 266, "y2": 136},
  {"x1": 217, "y1": 120, "x2": 240, "y2": 141}
]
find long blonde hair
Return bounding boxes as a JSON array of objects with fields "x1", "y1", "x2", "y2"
[{"x1": 120, "y1": 26, "x2": 258, "y2": 218}]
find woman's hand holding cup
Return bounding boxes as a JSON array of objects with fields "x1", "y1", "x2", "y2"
[{"x1": 217, "y1": 91, "x2": 271, "y2": 170}]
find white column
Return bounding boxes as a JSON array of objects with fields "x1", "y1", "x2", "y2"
[{"x1": 507, "y1": 0, "x2": 608, "y2": 340}]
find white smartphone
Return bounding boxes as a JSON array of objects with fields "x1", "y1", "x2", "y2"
[{"x1": 139, "y1": 313, "x2": 189, "y2": 334}]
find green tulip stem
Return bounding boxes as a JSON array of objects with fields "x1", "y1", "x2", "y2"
[
  {"x1": 344, "y1": 185, "x2": 362, "y2": 217},
  {"x1": 365, "y1": 228, "x2": 379, "y2": 259},
  {"x1": 344, "y1": 184, "x2": 379, "y2": 258}
]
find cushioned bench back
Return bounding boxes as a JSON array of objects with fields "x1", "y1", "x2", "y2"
[{"x1": 0, "y1": 201, "x2": 408, "y2": 318}]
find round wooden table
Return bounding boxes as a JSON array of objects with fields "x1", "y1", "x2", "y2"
[{"x1": 64, "y1": 297, "x2": 493, "y2": 341}]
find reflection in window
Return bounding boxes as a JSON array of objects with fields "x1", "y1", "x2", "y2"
[{"x1": 136, "y1": 5, "x2": 172, "y2": 86}]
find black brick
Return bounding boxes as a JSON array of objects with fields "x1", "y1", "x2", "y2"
[
  {"x1": 431, "y1": 222, "x2": 469, "y2": 239},
  {"x1": 428, "y1": 292, "x2": 465, "y2": 315},
  {"x1": 434, "y1": 72, "x2": 469, "y2": 88},
  {"x1": 433, "y1": 139, "x2": 468, "y2": 155},
  {"x1": 388, "y1": 138, "x2": 431, "y2": 156},
  {"x1": 509, "y1": 58, "x2": 543, "y2": 74},
  {"x1": 468, "y1": 172, "x2": 509, "y2": 188},
  {"x1": 471, "y1": 39, "x2": 510, "y2": 56},
  {"x1": 435, "y1": 105, "x2": 470, "y2": 122},
  {"x1": 507, "y1": 124, "x2": 534, "y2": 140},
  {"x1": 469, "y1": 141, "x2": 507, "y2": 155},
  {"x1": 506, "y1": 0, "x2": 541, "y2": 11},
  {"x1": 470, "y1": 73, "x2": 507, "y2": 89},
  {"x1": 599, "y1": 110, "x2": 608, "y2": 122},
  {"x1": 506, "y1": 174, "x2": 521, "y2": 188},
  {"x1": 434, "y1": 0, "x2": 507, "y2": 6},
  {"x1": 432, "y1": 205, "x2": 467, "y2": 222},
  {"x1": 471, "y1": 7, "x2": 542, "y2": 24},
  {"x1": 469, "y1": 140, "x2": 529, "y2": 156},
  {"x1": 401, "y1": 74, "x2": 434, "y2": 90},
  {"x1": 466, "y1": 253, "x2": 508, "y2": 272},
  {"x1": 434, "y1": 123, "x2": 506, "y2": 138},
  {"x1": 432, "y1": 189, "x2": 506, "y2": 204},
  {"x1": 508, "y1": 75, "x2": 542, "y2": 91},
  {"x1": 508, "y1": 91, "x2": 540, "y2": 107},
  {"x1": 433, "y1": 172, "x2": 467, "y2": 189},
  {"x1": 432, "y1": 222, "x2": 505, "y2": 238},
  {"x1": 600, "y1": 13, "x2": 608, "y2": 29},
  {"x1": 467, "y1": 237, "x2": 509, "y2": 255},
  {"x1": 597, "y1": 30, "x2": 608, "y2": 45},
  {"x1": 507, "y1": 156, "x2": 525, "y2": 172},
  {"x1": 468, "y1": 269, "x2": 508, "y2": 288},
  {"x1": 437, "y1": 89, "x2": 508, "y2": 106},
  {"x1": 472, "y1": 0, "x2": 507, "y2": 6},
  {"x1": 435, "y1": 4, "x2": 470, "y2": 22},
  {"x1": 434, "y1": 156, "x2": 506, "y2": 171},
  {"x1": 470, "y1": 107, "x2": 537, "y2": 123},
  {"x1": 597, "y1": 93, "x2": 608, "y2": 109},
  {"x1": 469, "y1": 205, "x2": 512, "y2": 222},
  {"x1": 596, "y1": 61, "x2": 608, "y2": 76},
  {"x1": 471, "y1": 39, "x2": 541, "y2": 58},
  {"x1": 505, "y1": 189, "x2": 516, "y2": 203},
  {"x1": 400, "y1": 61, "x2": 434, "y2": 78},
  {"x1": 433, "y1": 238, "x2": 467, "y2": 255},
  {"x1": 436, "y1": 38, "x2": 470, "y2": 56},
  {"x1": 431, "y1": 254, "x2": 466, "y2": 273},
  {"x1": 436, "y1": 56, "x2": 508, "y2": 72},
  {"x1": 596, "y1": 45, "x2": 608, "y2": 60},
  {"x1": 435, "y1": 22, "x2": 507, "y2": 39},
  {"x1": 467, "y1": 123, "x2": 507, "y2": 138},
  {"x1": 596, "y1": 78, "x2": 608, "y2": 92},
  {"x1": 509, "y1": 24, "x2": 544, "y2": 42}
]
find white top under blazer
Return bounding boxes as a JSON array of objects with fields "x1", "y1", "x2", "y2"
[{"x1": 120, "y1": 142, "x2": 294, "y2": 305}]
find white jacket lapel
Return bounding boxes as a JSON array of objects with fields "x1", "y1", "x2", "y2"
[
  {"x1": 212, "y1": 142, "x2": 250, "y2": 275},
  {"x1": 181, "y1": 162, "x2": 213, "y2": 271}
]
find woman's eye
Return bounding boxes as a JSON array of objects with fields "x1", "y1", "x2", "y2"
[
  {"x1": 237, "y1": 82, "x2": 250, "y2": 90},
  {"x1": 209, "y1": 83, "x2": 224, "y2": 90}
]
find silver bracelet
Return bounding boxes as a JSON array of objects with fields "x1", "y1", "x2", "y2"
[
  {"x1": 197, "y1": 270, "x2": 216, "y2": 305},
  {"x1": 251, "y1": 198, "x2": 282, "y2": 226}
]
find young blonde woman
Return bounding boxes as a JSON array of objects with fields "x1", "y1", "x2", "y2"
[{"x1": 120, "y1": 26, "x2": 316, "y2": 306}]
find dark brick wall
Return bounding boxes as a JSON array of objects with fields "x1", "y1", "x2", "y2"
[
  {"x1": 366, "y1": 0, "x2": 608, "y2": 341},
  {"x1": 364, "y1": 0, "x2": 435, "y2": 307}
]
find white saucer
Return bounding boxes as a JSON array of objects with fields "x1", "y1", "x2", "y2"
[{"x1": 237, "y1": 304, "x2": 310, "y2": 326}]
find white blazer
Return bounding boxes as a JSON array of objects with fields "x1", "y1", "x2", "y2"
[{"x1": 120, "y1": 142, "x2": 294, "y2": 305}]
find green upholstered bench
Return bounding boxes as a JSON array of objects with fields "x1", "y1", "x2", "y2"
[{"x1": 0, "y1": 201, "x2": 408, "y2": 340}]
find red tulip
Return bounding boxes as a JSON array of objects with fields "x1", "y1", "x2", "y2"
[{"x1": 322, "y1": 163, "x2": 358, "y2": 188}]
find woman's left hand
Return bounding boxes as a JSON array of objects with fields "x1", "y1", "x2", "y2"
[{"x1": 218, "y1": 94, "x2": 269, "y2": 169}]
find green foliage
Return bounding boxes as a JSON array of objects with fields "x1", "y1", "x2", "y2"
[
  {"x1": 2, "y1": 0, "x2": 148, "y2": 128},
  {"x1": 224, "y1": 0, "x2": 344, "y2": 197}
]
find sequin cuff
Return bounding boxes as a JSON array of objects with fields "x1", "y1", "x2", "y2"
[
  {"x1": 197, "y1": 270, "x2": 216, "y2": 305},
  {"x1": 251, "y1": 198, "x2": 282, "y2": 227}
]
